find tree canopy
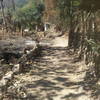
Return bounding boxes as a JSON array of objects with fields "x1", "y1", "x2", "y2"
[{"x1": 13, "y1": 0, "x2": 44, "y2": 29}]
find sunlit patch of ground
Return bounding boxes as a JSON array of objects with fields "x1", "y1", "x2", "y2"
[{"x1": 52, "y1": 36, "x2": 68, "y2": 47}]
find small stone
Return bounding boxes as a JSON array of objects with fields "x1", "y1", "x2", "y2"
[
  {"x1": 12, "y1": 64, "x2": 20, "y2": 74},
  {"x1": 0, "y1": 71, "x2": 13, "y2": 87}
]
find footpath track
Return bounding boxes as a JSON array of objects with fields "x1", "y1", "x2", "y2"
[{"x1": 2, "y1": 39, "x2": 93, "y2": 100}]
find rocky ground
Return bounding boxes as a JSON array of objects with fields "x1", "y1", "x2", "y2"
[{"x1": 0, "y1": 36, "x2": 99, "y2": 100}]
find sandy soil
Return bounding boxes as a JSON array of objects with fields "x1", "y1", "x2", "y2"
[{"x1": 1, "y1": 36, "x2": 95, "y2": 100}]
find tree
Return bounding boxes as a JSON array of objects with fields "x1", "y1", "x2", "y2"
[
  {"x1": 57, "y1": 0, "x2": 81, "y2": 48},
  {"x1": 57, "y1": 0, "x2": 100, "y2": 78},
  {"x1": 11, "y1": 0, "x2": 15, "y2": 10},
  {"x1": 13, "y1": 0, "x2": 44, "y2": 30},
  {"x1": 0, "y1": 0, "x2": 6, "y2": 30},
  {"x1": 80, "y1": 0, "x2": 100, "y2": 77}
]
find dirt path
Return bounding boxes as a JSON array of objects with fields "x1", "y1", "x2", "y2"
[{"x1": 3, "y1": 37, "x2": 94, "y2": 100}]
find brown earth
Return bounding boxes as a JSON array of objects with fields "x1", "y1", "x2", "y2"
[{"x1": 0, "y1": 36, "x2": 96, "y2": 100}]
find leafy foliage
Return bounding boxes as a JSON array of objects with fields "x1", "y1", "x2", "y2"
[
  {"x1": 80, "y1": 0, "x2": 100, "y2": 11},
  {"x1": 86, "y1": 39, "x2": 100, "y2": 55},
  {"x1": 13, "y1": 0, "x2": 44, "y2": 29}
]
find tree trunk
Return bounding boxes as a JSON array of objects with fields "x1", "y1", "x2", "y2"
[
  {"x1": 0, "y1": 0, "x2": 7, "y2": 31},
  {"x1": 11, "y1": 0, "x2": 15, "y2": 11}
]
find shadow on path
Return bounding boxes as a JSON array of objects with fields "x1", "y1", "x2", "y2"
[{"x1": 5, "y1": 46, "x2": 93, "y2": 100}]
